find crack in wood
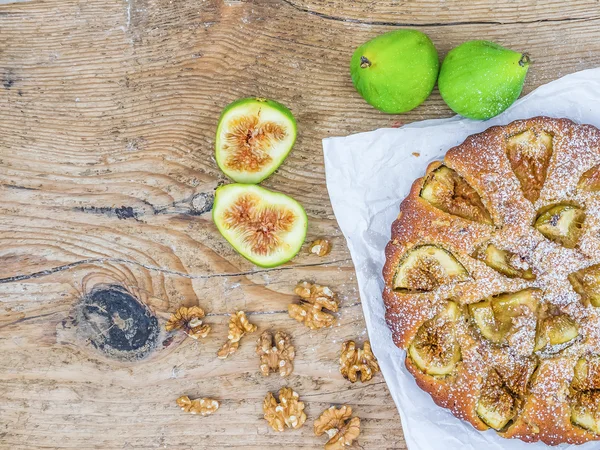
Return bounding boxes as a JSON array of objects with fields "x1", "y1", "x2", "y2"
[
  {"x1": 0, "y1": 298, "x2": 362, "y2": 330},
  {"x1": 74, "y1": 205, "x2": 139, "y2": 220},
  {"x1": 300, "y1": 380, "x2": 387, "y2": 397},
  {"x1": 73, "y1": 194, "x2": 214, "y2": 220},
  {"x1": 2, "y1": 184, "x2": 40, "y2": 191},
  {"x1": 0, "y1": 311, "x2": 61, "y2": 329},
  {"x1": 280, "y1": 0, "x2": 600, "y2": 27},
  {"x1": 203, "y1": 300, "x2": 362, "y2": 318},
  {"x1": 0, "y1": 257, "x2": 353, "y2": 284},
  {"x1": 205, "y1": 309, "x2": 289, "y2": 317}
]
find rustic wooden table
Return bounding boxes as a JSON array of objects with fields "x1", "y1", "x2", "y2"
[{"x1": 2, "y1": 0, "x2": 600, "y2": 448}]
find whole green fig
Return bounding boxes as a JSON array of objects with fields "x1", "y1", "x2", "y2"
[{"x1": 438, "y1": 40, "x2": 530, "y2": 120}]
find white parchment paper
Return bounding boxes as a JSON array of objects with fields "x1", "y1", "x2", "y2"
[{"x1": 323, "y1": 68, "x2": 600, "y2": 449}]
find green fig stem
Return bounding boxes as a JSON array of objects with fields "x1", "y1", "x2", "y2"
[
  {"x1": 519, "y1": 53, "x2": 531, "y2": 67},
  {"x1": 360, "y1": 56, "x2": 371, "y2": 69}
]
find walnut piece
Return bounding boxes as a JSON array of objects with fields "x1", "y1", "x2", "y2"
[
  {"x1": 314, "y1": 405, "x2": 361, "y2": 450},
  {"x1": 176, "y1": 395, "x2": 220, "y2": 416},
  {"x1": 263, "y1": 387, "x2": 307, "y2": 431},
  {"x1": 256, "y1": 330, "x2": 295, "y2": 377},
  {"x1": 217, "y1": 311, "x2": 257, "y2": 359},
  {"x1": 310, "y1": 239, "x2": 332, "y2": 257},
  {"x1": 340, "y1": 340, "x2": 380, "y2": 383},
  {"x1": 288, "y1": 282, "x2": 339, "y2": 329},
  {"x1": 165, "y1": 306, "x2": 211, "y2": 340}
]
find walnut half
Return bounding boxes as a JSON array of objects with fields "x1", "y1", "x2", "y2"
[
  {"x1": 263, "y1": 387, "x2": 307, "y2": 432},
  {"x1": 217, "y1": 311, "x2": 257, "y2": 359},
  {"x1": 176, "y1": 395, "x2": 220, "y2": 416},
  {"x1": 288, "y1": 282, "x2": 339, "y2": 329},
  {"x1": 165, "y1": 306, "x2": 211, "y2": 340},
  {"x1": 314, "y1": 405, "x2": 361, "y2": 450},
  {"x1": 256, "y1": 330, "x2": 295, "y2": 377},
  {"x1": 310, "y1": 238, "x2": 332, "y2": 257},
  {"x1": 340, "y1": 340, "x2": 380, "y2": 383}
]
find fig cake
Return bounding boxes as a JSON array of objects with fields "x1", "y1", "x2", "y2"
[{"x1": 382, "y1": 117, "x2": 600, "y2": 444}]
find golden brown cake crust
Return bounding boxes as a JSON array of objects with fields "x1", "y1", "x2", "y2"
[{"x1": 382, "y1": 117, "x2": 600, "y2": 445}]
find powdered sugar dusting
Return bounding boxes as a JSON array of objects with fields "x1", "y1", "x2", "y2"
[{"x1": 387, "y1": 118, "x2": 600, "y2": 442}]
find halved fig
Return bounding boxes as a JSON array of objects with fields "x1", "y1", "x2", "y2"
[
  {"x1": 569, "y1": 264, "x2": 600, "y2": 307},
  {"x1": 534, "y1": 314, "x2": 579, "y2": 351},
  {"x1": 571, "y1": 390, "x2": 600, "y2": 434},
  {"x1": 506, "y1": 129, "x2": 553, "y2": 202},
  {"x1": 408, "y1": 301, "x2": 461, "y2": 376},
  {"x1": 469, "y1": 289, "x2": 540, "y2": 344},
  {"x1": 420, "y1": 165, "x2": 493, "y2": 225},
  {"x1": 572, "y1": 357, "x2": 600, "y2": 391},
  {"x1": 215, "y1": 98, "x2": 297, "y2": 183},
  {"x1": 212, "y1": 184, "x2": 307, "y2": 268},
  {"x1": 474, "y1": 243, "x2": 535, "y2": 280},
  {"x1": 393, "y1": 245, "x2": 469, "y2": 292},
  {"x1": 578, "y1": 164, "x2": 600, "y2": 192},
  {"x1": 477, "y1": 369, "x2": 517, "y2": 430},
  {"x1": 534, "y1": 204, "x2": 585, "y2": 249}
]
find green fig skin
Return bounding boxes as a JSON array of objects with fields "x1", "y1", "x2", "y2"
[
  {"x1": 350, "y1": 30, "x2": 439, "y2": 114},
  {"x1": 438, "y1": 40, "x2": 530, "y2": 120}
]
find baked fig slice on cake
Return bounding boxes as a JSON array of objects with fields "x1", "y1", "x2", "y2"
[
  {"x1": 534, "y1": 314, "x2": 579, "y2": 352},
  {"x1": 572, "y1": 357, "x2": 600, "y2": 391},
  {"x1": 578, "y1": 164, "x2": 600, "y2": 192},
  {"x1": 571, "y1": 391, "x2": 600, "y2": 434},
  {"x1": 393, "y1": 245, "x2": 469, "y2": 292},
  {"x1": 534, "y1": 204, "x2": 585, "y2": 249},
  {"x1": 569, "y1": 264, "x2": 600, "y2": 307},
  {"x1": 477, "y1": 357, "x2": 537, "y2": 430},
  {"x1": 420, "y1": 165, "x2": 493, "y2": 224},
  {"x1": 505, "y1": 129, "x2": 553, "y2": 202},
  {"x1": 215, "y1": 98, "x2": 297, "y2": 184},
  {"x1": 212, "y1": 184, "x2": 307, "y2": 268},
  {"x1": 476, "y1": 369, "x2": 517, "y2": 430},
  {"x1": 493, "y1": 289, "x2": 540, "y2": 319},
  {"x1": 469, "y1": 300, "x2": 509, "y2": 342},
  {"x1": 474, "y1": 243, "x2": 535, "y2": 280},
  {"x1": 495, "y1": 357, "x2": 538, "y2": 398},
  {"x1": 469, "y1": 289, "x2": 540, "y2": 344},
  {"x1": 408, "y1": 301, "x2": 462, "y2": 376}
]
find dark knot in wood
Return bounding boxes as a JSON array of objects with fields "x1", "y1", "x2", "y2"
[{"x1": 77, "y1": 285, "x2": 159, "y2": 361}]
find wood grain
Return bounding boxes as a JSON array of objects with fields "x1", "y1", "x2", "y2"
[
  {"x1": 1, "y1": 0, "x2": 600, "y2": 448},
  {"x1": 283, "y1": 0, "x2": 600, "y2": 25}
]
